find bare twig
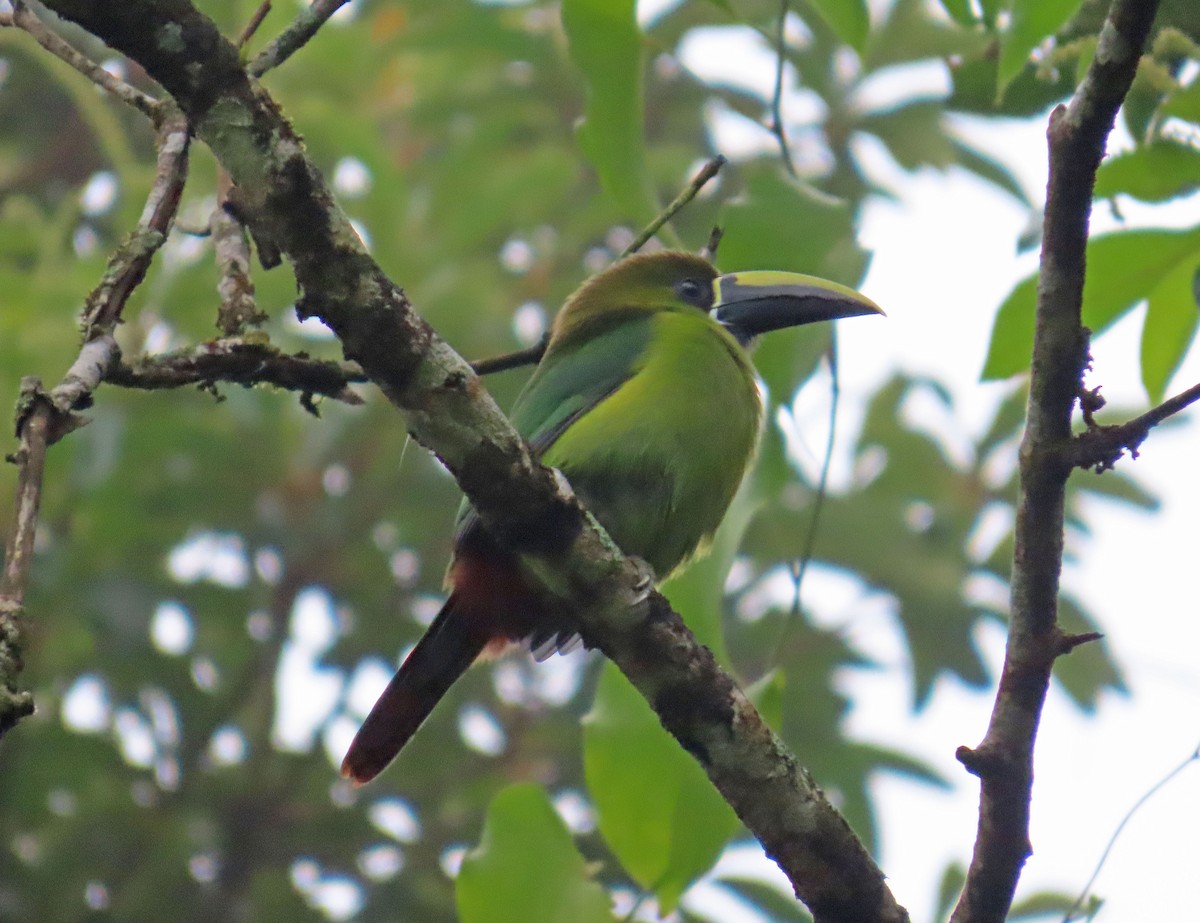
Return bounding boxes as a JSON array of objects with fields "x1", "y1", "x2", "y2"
[
  {"x1": 471, "y1": 336, "x2": 549, "y2": 377},
  {"x1": 1, "y1": 106, "x2": 190, "y2": 739},
  {"x1": 949, "y1": 3, "x2": 1162, "y2": 922},
  {"x1": 472, "y1": 157, "x2": 728, "y2": 376},
  {"x1": 84, "y1": 110, "x2": 191, "y2": 336},
  {"x1": 3, "y1": 1, "x2": 158, "y2": 119},
  {"x1": 618, "y1": 154, "x2": 727, "y2": 258},
  {"x1": 109, "y1": 341, "x2": 365, "y2": 405},
  {"x1": 768, "y1": 0, "x2": 798, "y2": 177},
  {"x1": 1071, "y1": 380, "x2": 1200, "y2": 472},
  {"x1": 700, "y1": 225, "x2": 724, "y2": 261},
  {"x1": 1, "y1": 338, "x2": 119, "y2": 735},
  {"x1": 237, "y1": 0, "x2": 272, "y2": 50},
  {"x1": 1062, "y1": 742, "x2": 1200, "y2": 923},
  {"x1": 248, "y1": 0, "x2": 349, "y2": 77},
  {"x1": 775, "y1": 329, "x2": 839, "y2": 660}
]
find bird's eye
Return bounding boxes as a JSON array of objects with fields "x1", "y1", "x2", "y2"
[{"x1": 675, "y1": 278, "x2": 711, "y2": 308}]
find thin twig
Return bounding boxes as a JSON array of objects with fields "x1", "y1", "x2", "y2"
[
  {"x1": 1071, "y1": 380, "x2": 1200, "y2": 472},
  {"x1": 83, "y1": 110, "x2": 190, "y2": 336},
  {"x1": 472, "y1": 157, "x2": 728, "y2": 376},
  {"x1": 1, "y1": 106, "x2": 190, "y2": 739},
  {"x1": 3, "y1": 2, "x2": 158, "y2": 120},
  {"x1": 248, "y1": 0, "x2": 349, "y2": 77},
  {"x1": 471, "y1": 336, "x2": 549, "y2": 377},
  {"x1": 1062, "y1": 742, "x2": 1200, "y2": 922},
  {"x1": 767, "y1": 0, "x2": 798, "y2": 177},
  {"x1": 618, "y1": 154, "x2": 727, "y2": 258},
  {"x1": 700, "y1": 225, "x2": 724, "y2": 261},
  {"x1": 949, "y1": 2, "x2": 1162, "y2": 922},
  {"x1": 775, "y1": 329, "x2": 839, "y2": 660},
  {"x1": 765, "y1": 0, "x2": 839, "y2": 652},
  {"x1": 237, "y1": 0, "x2": 272, "y2": 50}
]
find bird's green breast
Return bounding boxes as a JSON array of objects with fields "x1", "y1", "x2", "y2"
[{"x1": 539, "y1": 310, "x2": 761, "y2": 579}]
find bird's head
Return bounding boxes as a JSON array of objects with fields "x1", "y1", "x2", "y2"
[{"x1": 553, "y1": 250, "x2": 883, "y2": 346}]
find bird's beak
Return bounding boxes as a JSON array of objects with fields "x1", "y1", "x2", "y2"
[{"x1": 712, "y1": 271, "x2": 884, "y2": 345}]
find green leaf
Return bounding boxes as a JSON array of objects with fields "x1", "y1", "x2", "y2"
[
  {"x1": 1052, "y1": 595, "x2": 1127, "y2": 712},
  {"x1": 562, "y1": 0, "x2": 656, "y2": 223},
  {"x1": 1161, "y1": 77, "x2": 1200, "y2": 124},
  {"x1": 950, "y1": 136, "x2": 1033, "y2": 205},
  {"x1": 933, "y1": 862, "x2": 967, "y2": 923},
  {"x1": 937, "y1": 0, "x2": 978, "y2": 27},
  {"x1": 983, "y1": 228, "x2": 1200, "y2": 380},
  {"x1": 1141, "y1": 254, "x2": 1200, "y2": 400},
  {"x1": 860, "y1": 99, "x2": 956, "y2": 171},
  {"x1": 1009, "y1": 888, "x2": 1084, "y2": 920},
  {"x1": 997, "y1": 0, "x2": 1080, "y2": 100},
  {"x1": 583, "y1": 663, "x2": 738, "y2": 913},
  {"x1": 807, "y1": 0, "x2": 870, "y2": 52},
  {"x1": 981, "y1": 272, "x2": 1038, "y2": 380},
  {"x1": 1094, "y1": 141, "x2": 1200, "y2": 203},
  {"x1": 718, "y1": 876, "x2": 812, "y2": 922},
  {"x1": 745, "y1": 668, "x2": 785, "y2": 730},
  {"x1": 457, "y1": 784, "x2": 615, "y2": 923}
]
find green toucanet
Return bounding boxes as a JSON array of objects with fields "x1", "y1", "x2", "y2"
[{"x1": 342, "y1": 250, "x2": 882, "y2": 783}]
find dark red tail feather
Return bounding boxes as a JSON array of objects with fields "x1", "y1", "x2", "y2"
[{"x1": 341, "y1": 594, "x2": 489, "y2": 784}]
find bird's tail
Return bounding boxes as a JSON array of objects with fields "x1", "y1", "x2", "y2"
[{"x1": 341, "y1": 593, "x2": 489, "y2": 785}]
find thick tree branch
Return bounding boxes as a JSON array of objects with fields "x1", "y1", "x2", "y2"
[
  {"x1": 950, "y1": 3, "x2": 1160, "y2": 923},
  {"x1": 37, "y1": 3, "x2": 906, "y2": 917}
]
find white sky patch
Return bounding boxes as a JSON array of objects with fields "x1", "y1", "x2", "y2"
[
  {"x1": 552, "y1": 790, "x2": 596, "y2": 835},
  {"x1": 370, "y1": 797, "x2": 422, "y2": 843},
  {"x1": 284, "y1": 312, "x2": 338, "y2": 340},
  {"x1": 150, "y1": 601, "x2": 194, "y2": 655},
  {"x1": 209, "y1": 725, "x2": 248, "y2": 766},
  {"x1": 332, "y1": 156, "x2": 372, "y2": 197},
  {"x1": 114, "y1": 708, "x2": 155, "y2": 767},
  {"x1": 344, "y1": 658, "x2": 394, "y2": 718},
  {"x1": 273, "y1": 588, "x2": 344, "y2": 751},
  {"x1": 80, "y1": 171, "x2": 117, "y2": 216},
  {"x1": 499, "y1": 237, "x2": 534, "y2": 273},
  {"x1": 457, "y1": 704, "x2": 506, "y2": 756},
  {"x1": 61, "y1": 674, "x2": 111, "y2": 733},
  {"x1": 439, "y1": 844, "x2": 466, "y2": 879},
  {"x1": 358, "y1": 844, "x2": 404, "y2": 881},
  {"x1": 512, "y1": 301, "x2": 546, "y2": 346},
  {"x1": 167, "y1": 532, "x2": 250, "y2": 588}
]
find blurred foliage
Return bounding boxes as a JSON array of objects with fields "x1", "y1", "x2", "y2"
[{"x1": 0, "y1": 0, "x2": 1187, "y2": 921}]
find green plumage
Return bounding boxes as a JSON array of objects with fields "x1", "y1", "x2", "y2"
[{"x1": 343, "y1": 249, "x2": 882, "y2": 782}]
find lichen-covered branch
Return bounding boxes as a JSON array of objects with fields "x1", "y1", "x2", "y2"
[
  {"x1": 109, "y1": 341, "x2": 365, "y2": 406},
  {"x1": 1, "y1": 103, "x2": 189, "y2": 738},
  {"x1": 248, "y1": 0, "x2": 349, "y2": 77},
  {"x1": 949, "y1": 3, "x2": 1161, "y2": 922},
  {"x1": 37, "y1": 3, "x2": 906, "y2": 916},
  {"x1": 1, "y1": 1, "x2": 158, "y2": 118}
]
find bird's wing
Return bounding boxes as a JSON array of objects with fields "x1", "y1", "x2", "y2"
[
  {"x1": 508, "y1": 311, "x2": 653, "y2": 454},
  {"x1": 452, "y1": 313, "x2": 653, "y2": 543}
]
